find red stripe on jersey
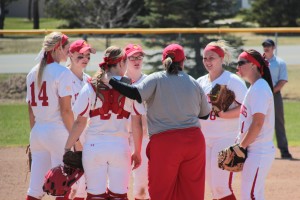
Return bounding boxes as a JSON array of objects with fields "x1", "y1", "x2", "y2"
[
  {"x1": 79, "y1": 101, "x2": 89, "y2": 116},
  {"x1": 228, "y1": 172, "x2": 234, "y2": 193},
  {"x1": 251, "y1": 168, "x2": 259, "y2": 200},
  {"x1": 133, "y1": 102, "x2": 141, "y2": 115}
]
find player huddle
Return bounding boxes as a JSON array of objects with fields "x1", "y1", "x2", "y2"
[{"x1": 26, "y1": 32, "x2": 276, "y2": 200}]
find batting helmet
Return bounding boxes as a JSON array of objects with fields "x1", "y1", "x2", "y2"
[{"x1": 43, "y1": 165, "x2": 84, "y2": 196}]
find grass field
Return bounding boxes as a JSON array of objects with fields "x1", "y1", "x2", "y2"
[
  {"x1": 4, "y1": 17, "x2": 68, "y2": 30},
  {"x1": 0, "y1": 101, "x2": 299, "y2": 147}
]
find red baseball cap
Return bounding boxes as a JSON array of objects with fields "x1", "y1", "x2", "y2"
[
  {"x1": 69, "y1": 39, "x2": 96, "y2": 54},
  {"x1": 124, "y1": 44, "x2": 145, "y2": 57},
  {"x1": 162, "y1": 44, "x2": 185, "y2": 62}
]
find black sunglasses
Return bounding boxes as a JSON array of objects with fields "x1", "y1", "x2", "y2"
[
  {"x1": 237, "y1": 60, "x2": 250, "y2": 67},
  {"x1": 77, "y1": 55, "x2": 90, "y2": 60}
]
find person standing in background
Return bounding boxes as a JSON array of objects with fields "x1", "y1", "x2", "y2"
[
  {"x1": 262, "y1": 39, "x2": 293, "y2": 159},
  {"x1": 124, "y1": 43, "x2": 149, "y2": 200},
  {"x1": 26, "y1": 32, "x2": 74, "y2": 200},
  {"x1": 197, "y1": 40, "x2": 247, "y2": 200}
]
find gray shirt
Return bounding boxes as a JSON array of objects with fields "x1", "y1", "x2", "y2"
[{"x1": 136, "y1": 71, "x2": 211, "y2": 136}]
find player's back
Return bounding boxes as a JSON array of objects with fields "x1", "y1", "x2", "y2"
[{"x1": 26, "y1": 62, "x2": 73, "y2": 124}]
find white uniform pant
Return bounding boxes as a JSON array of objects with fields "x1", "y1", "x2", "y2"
[
  {"x1": 131, "y1": 137, "x2": 150, "y2": 199},
  {"x1": 27, "y1": 123, "x2": 68, "y2": 199},
  {"x1": 83, "y1": 137, "x2": 131, "y2": 195},
  {"x1": 69, "y1": 129, "x2": 87, "y2": 199},
  {"x1": 205, "y1": 137, "x2": 236, "y2": 199},
  {"x1": 240, "y1": 143, "x2": 275, "y2": 200}
]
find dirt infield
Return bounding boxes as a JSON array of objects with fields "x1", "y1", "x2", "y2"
[{"x1": 0, "y1": 147, "x2": 299, "y2": 200}]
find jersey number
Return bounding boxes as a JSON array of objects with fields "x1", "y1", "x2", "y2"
[
  {"x1": 30, "y1": 81, "x2": 49, "y2": 106},
  {"x1": 240, "y1": 121, "x2": 245, "y2": 133}
]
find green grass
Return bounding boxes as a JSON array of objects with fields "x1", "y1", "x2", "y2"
[
  {"x1": 0, "y1": 101, "x2": 299, "y2": 147},
  {"x1": 282, "y1": 101, "x2": 300, "y2": 146},
  {"x1": 4, "y1": 17, "x2": 68, "y2": 29},
  {"x1": 0, "y1": 103, "x2": 30, "y2": 147}
]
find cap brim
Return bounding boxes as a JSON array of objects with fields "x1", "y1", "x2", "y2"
[
  {"x1": 127, "y1": 50, "x2": 145, "y2": 57},
  {"x1": 79, "y1": 47, "x2": 96, "y2": 54}
]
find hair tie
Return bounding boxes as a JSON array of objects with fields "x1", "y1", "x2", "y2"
[
  {"x1": 46, "y1": 51, "x2": 54, "y2": 64},
  {"x1": 98, "y1": 56, "x2": 125, "y2": 70},
  {"x1": 53, "y1": 34, "x2": 68, "y2": 50}
]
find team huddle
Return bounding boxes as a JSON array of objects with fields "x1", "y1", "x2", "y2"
[{"x1": 25, "y1": 32, "x2": 279, "y2": 200}]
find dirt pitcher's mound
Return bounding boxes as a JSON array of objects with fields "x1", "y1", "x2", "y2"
[{"x1": 0, "y1": 147, "x2": 299, "y2": 200}]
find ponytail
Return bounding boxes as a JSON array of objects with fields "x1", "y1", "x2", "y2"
[{"x1": 163, "y1": 56, "x2": 182, "y2": 75}]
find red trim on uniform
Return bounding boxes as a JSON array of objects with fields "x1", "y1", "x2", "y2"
[
  {"x1": 219, "y1": 194, "x2": 237, "y2": 200},
  {"x1": 55, "y1": 197, "x2": 67, "y2": 200},
  {"x1": 26, "y1": 196, "x2": 40, "y2": 200},
  {"x1": 133, "y1": 102, "x2": 141, "y2": 115},
  {"x1": 229, "y1": 172, "x2": 234, "y2": 193},
  {"x1": 251, "y1": 168, "x2": 259, "y2": 200},
  {"x1": 107, "y1": 189, "x2": 128, "y2": 200},
  {"x1": 86, "y1": 192, "x2": 108, "y2": 200},
  {"x1": 79, "y1": 101, "x2": 89, "y2": 116}
]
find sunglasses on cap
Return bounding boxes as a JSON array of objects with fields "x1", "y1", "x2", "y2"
[
  {"x1": 237, "y1": 60, "x2": 250, "y2": 67},
  {"x1": 128, "y1": 56, "x2": 144, "y2": 61}
]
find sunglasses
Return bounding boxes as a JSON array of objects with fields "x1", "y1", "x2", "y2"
[
  {"x1": 128, "y1": 56, "x2": 144, "y2": 61},
  {"x1": 77, "y1": 55, "x2": 90, "y2": 60},
  {"x1": 237, "y1": 60, "x2": 250, "y2": 67}
]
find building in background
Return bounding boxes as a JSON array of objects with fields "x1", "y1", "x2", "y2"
[{"x1": 7, "y1": 0, "x2": 45, "y2": 18}]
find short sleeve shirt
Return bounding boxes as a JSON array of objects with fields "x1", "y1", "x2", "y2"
[
  {"x1": 197, "y1": 71, "x2": 247, "y2": 139},
  {"x1": 267, "y1": 55, "x2": 288, "y2": 86},
  {"x1": 135, "y1": 71, "x2": 211, "y2": 136},
  {"x1": 72, "y1": 82, "x2": 146, "y2": 141},
  {"x1": 237, "y1": 79, "x2": 275, "y2": 150},
  {"x1": 26, "y1": 62, "x2": 73, "y2": 123}
]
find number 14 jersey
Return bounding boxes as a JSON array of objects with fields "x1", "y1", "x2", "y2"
[{"x1": 26, "y1": 62, "x2": 73, "y2": 124}]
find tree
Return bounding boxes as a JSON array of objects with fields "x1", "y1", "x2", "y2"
[
  {"x1": 33, "y1": 0, "x2": 39, "y2": 29},
  {"x1": 28, "y1": 0, "x2": 32, "y2": 21},
  {"x1": 139, "y1": 0, "x2": 243, "y2": 77},
  {"x1": 45, "y1": 0, "x2": 146, "y2": 28},
  {"x1": 243, "y1": 0, "x2": 300, "y2": 27},
  {"x1": 0, "y1": 0, "x2": 17, "y2": 32},
  {"x1": 45, "y1": 0, "x2": 146, "y2": 47}
]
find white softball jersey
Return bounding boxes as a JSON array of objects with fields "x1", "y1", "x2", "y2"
[
  {"x1": 70, "y1": 71, "x2": 90, "y2": 106},
  {"x1": 26, "y1": 62, "x2": 73, "y2": 123},
  {"x1": 72, "y1": 82, "x2": 146, "y2": 144},
  {"x1": 197, "y1": 70, "x2": 248, "y2": 139},
  {"x1": 237, "y1": 78, "x2": 275, "y2": 152}
]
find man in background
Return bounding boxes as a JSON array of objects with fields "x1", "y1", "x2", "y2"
[{"x1": 262, "y1": 39, "x2": 293, "y2": 160}]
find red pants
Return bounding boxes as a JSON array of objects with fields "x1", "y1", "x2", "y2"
[{"x1": 146, "y1": 127, "x2": 206, "y2": 200}]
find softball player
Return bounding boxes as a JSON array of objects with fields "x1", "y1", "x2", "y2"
[
  {"x1": 64, "y1": 46, "x2": 145, "y2": 200},
  {"x1": 124, "y1": 44, "x2": 150, "y2": 200},
  {"x1": 65, "y1": 39, "x2": 96, "y2": 200},
  {"x1": 26, "y1": 32, "x2": 73, "y2": 200},
  {"x1": 236, "y1": 49, "x2": 275, "y2": 200},
  {"x1": 197, "y1": 40, "x2": 247, "y2": 200},
  {"x1": 106, "y1": 44, "x2": 211, "y2": 200}
]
